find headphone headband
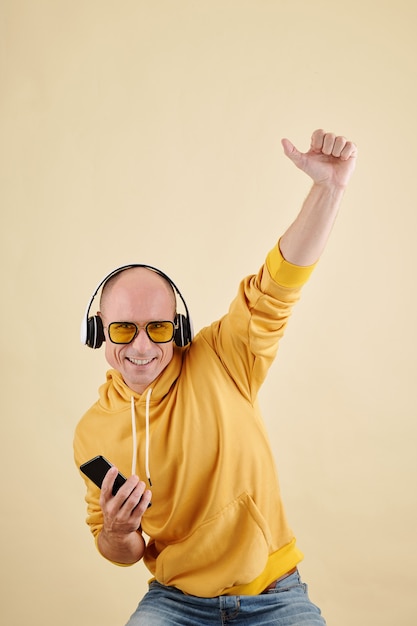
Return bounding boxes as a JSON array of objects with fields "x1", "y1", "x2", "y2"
[{"x1": 80, "y1": 264, "x2": 193, "y2": 349}]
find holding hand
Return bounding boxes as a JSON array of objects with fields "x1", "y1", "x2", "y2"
[
  {"x1": 281, "y1": 129, "x2": 357, "y2": 189},
  {"x1": 97, "y1": 467, "x2": 152, "y2": 564}
]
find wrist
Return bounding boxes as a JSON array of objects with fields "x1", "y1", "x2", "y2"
[
  {"x1": 311, "y1": 179, "x2": 347, "y2": 194},
  {"x1": 97, "y1": 527, "x2": 145, "y2": 564},
  {"x1": 310, "y1": 172, "x2": 351, "y2": 199}
]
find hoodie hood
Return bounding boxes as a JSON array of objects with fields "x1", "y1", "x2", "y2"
[{"x1": 97, "y1": 347, "x2": 185, "y2": 410}]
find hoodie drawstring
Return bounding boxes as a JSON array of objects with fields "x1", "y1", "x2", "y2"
[
  {"x1": 145, "y1": 388, "x2": 153, "y2": 486},
  {"x1": 130, "y1": 397, "x2": 137, "y2": 476},
  {"x1": 130, "y1": 389, "x2": 153, "y2": 486}
]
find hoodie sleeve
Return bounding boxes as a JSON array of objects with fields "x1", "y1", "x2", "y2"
[{"x1": 199, "y1": 241, "x2": 317, "y2": 402}]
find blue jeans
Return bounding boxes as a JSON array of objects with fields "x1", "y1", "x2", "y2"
[{"x1": 125, "y1": 570, "x2": 326, "y2": 625}]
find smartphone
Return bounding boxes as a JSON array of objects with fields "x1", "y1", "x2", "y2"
[
  {"x1": 79, "y1": 455, "x2": 151, "y2": 507},
  {"x1": 80, "y1": 455, "x2": 127, "y2": 496}
]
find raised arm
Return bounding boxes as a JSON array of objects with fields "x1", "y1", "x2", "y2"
[{"x1": 279, "y1": 129, "x2": 357, "y2": 266}]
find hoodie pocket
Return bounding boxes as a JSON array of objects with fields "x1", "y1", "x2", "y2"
[{"x1": 154, "y1": 492, "x2": 272, "y2": 597}]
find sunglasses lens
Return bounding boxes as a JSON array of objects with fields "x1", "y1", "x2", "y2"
[
  {"x1": 147, "y1": 321, "x2": 174, "y2": 343},
  {"x1": 108, "y1": 322, "x2": 137, "y2": 344}
]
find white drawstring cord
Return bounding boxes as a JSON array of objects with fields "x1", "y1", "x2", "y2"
[
  {"x1": 131, "y1": 397, "x2": 137, "y2": 476},
  {"x1": 145, "y1": 388, "x2": 153, "y2": 486},
  {"x1": 130, "y1": 390, "x2": 153, "y2": 485}
]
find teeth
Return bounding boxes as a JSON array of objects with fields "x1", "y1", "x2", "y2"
[{"x1": 128, "y1": 357, "x2": 152, "y2": 366}]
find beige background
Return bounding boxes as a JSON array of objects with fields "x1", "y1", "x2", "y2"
[{"x1": 1, "y1": 1, "x2": 416, "y2": 624}]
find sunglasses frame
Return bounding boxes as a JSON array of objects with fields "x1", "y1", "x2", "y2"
[{"x1": 106, "y1": 320, "x2": 178, "y2": 345}]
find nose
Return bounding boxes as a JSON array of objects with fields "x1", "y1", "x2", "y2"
[{"x1": 131, "y1": 328, "x2": 153, "y2": 351}]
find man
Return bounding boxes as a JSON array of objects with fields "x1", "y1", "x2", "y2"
[{"x1": 74, "y1": 129, "x2": 357, "y2": 625}]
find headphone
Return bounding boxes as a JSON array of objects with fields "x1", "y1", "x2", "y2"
[{"x1": 80, "y1": 264, "x2": 193, "y2": 349}]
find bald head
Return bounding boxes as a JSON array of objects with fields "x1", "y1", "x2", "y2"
[{"x1": 100, "y1": 267, "x2": 176, "y2": 318}]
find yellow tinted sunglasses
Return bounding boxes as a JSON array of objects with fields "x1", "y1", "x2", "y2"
[{"x1": 107, "y1": 321, "x2": 176, "y2": 344}]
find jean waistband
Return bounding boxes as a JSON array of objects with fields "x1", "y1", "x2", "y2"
[{"x1": 260, "y1": 567, "x2": 298, "y2": 593}]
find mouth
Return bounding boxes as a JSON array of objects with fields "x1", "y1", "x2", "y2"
[{"x1": 127, "y1": 356, "x2": 154, "y2": 366}]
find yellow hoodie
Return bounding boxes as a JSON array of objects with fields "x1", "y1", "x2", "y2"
[{"x1": 74, "y1": 243, "x2": 315, "y2": 597}]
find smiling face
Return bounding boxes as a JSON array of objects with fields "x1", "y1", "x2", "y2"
[{"x1": 99, "y1": 267, "x2": 176, "y2": 394}]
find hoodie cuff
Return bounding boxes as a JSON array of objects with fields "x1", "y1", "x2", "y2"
[{"x1": 266, "y1": 241, "x2": 317, "y2": 288}]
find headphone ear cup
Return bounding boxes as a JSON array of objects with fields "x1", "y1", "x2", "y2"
[
  {"x1": 86, "y1": 316, "x2": 105, "y2": 349},
  {"x1": 174, "y1": 313, "x2": 192, "y2": 347}
]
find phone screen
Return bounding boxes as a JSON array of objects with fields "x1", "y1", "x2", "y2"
[{"x1": 80, "y1": 455, "x2": 127, "y2": 496}]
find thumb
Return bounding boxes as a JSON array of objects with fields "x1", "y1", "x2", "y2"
[{"x1": 281, "y1": 138, "x2": 302, "y2": 164}]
